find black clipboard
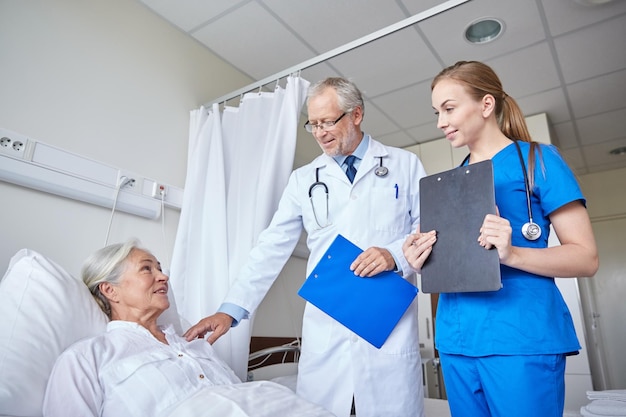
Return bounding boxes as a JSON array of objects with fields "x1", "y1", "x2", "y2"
[
  {"x1": 419, "y1": 160, "x2": 501, "y2": 293},
  {"x1": 298, "y1": 234, "x2": 418, "y2": 348}
]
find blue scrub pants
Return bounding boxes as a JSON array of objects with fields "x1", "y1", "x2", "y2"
[{"x1": 439, "y1": 352, "x2": 566, "y2": 417}]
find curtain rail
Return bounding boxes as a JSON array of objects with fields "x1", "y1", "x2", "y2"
[{"x1": 204, "y1": 0, "x2": 470, "y2": 108}]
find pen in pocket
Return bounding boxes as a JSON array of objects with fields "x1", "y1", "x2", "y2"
[{"x1": 394, "y1": 184, "x2": 399, "y2": 199}]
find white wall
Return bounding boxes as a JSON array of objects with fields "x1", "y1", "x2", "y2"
[{"x1": 0, "y1": 0, "x2": 250, "y2": 276}]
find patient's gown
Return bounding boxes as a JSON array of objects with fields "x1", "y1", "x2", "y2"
[{"x1": 43, "y1": 321, "x2": 240, "y2": 417}]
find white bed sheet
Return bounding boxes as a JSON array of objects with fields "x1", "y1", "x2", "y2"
[
  {"x1": 263, "y1": 373, "x2": 452, "y2": 417},
  {"x1": 165, "y1": 380, "x2": 334, "y2": 417}
]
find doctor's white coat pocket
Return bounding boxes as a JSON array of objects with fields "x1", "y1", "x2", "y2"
[{"x1": 369, "y1": 187, "x2": 410, "y2": 234}]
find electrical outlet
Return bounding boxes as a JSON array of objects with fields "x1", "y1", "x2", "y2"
[
  {"x1": 13, "y1": 140, "x2": 25, "y2": 152},
  {"x1": 117, "y1": 171, "x2": 138, "y2": 191},
  {"x1": 0, "y1": 134, "x2": 28, "y2": 159},
  {"x1": 152, "y1": 183, "x2": 167, "y2": 198}
]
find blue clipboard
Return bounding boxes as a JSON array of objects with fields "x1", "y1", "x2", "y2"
[{"x1": 297, "y1": 234, "x2": 418, "y2": 349}]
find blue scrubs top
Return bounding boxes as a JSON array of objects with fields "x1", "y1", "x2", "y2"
[{"x1": 435, "y1": 141, "x2": 585, "y2": 357}]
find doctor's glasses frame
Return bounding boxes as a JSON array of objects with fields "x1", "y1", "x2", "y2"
[{"x1": 303, "y1": 112, "x2": 346, "y2": 133}]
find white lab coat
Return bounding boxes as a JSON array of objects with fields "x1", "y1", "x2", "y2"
[{"x1": 224, "y1": 136, "x2": 426, "y2": 417}]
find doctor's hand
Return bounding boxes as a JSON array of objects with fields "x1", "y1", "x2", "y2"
[
  {"x1": 183, "y1": 313, "x2": 233, "y2": 344},
  {"x1": 350, "y1": 247, "x2": 396, "y2": 277},
  {"x1": 402, "y1": 229, "x2": 437, "y2": 272}
]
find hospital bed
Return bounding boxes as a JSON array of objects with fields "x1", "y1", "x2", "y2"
[
  {"x1": 0, "y1": 249, "x2": 332, "y2": 417},
  {"x1": 247, "y1": 337, "x2": 301, "y2": 388},
  {"x1": 247, "y1": 337, "x2": 453, "y2": 417}
]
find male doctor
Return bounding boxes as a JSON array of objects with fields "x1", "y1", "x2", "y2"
[{"x1": 185, "y1": 77, "x2": 428, "y2": 417}]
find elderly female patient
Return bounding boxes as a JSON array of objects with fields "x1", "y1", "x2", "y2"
[
  {"x1": 43, "y1": 241, "x2": 331, "y2": 417},
  {"x1": 42, "y1": 240, "x2": 241, "y2": 416}
]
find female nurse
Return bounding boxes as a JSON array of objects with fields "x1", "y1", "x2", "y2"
[{"x1": 403, "y1": 60, "x2": 599, "y2": 417}]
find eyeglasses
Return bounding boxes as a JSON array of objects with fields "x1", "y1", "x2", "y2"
[{"x1": 304, "y1": 112, "x2": 346, "y2": 133}]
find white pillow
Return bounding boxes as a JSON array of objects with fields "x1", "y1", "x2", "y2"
[{"x1": 0, "y1": 249, "x2": 108, "y2": 417}]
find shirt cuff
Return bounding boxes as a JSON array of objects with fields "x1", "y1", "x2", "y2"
[
  {"x1": 218, "y1": 303, "x2": 249, "y2": 327},
  {"x1": 389, "y1": 251, "x2": 402, "y2": 274}
]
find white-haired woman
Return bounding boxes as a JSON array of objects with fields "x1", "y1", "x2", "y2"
[{"x1": 43, "y1": 240, "x2": 241, "y2": 417}]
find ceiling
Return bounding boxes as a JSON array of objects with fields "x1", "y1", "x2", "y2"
[{"x1": 138, "y1": 0, "x2": 626, "y2": 176}]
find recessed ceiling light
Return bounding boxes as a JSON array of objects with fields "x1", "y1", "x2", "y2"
[
  {"x1": 609, "y1": 146, "x2": 626, "y2": 156},
  {"x1": 464, "y1": 18, "x2": 504, "y2": 44}
]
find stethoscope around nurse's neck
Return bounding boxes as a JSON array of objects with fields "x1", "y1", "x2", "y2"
[
  {"x1": 461, "y1": 140, "x2": 542, "y2": 241},
  {"x1": 308, "y1": 156, "x2": 389, "y2": 228}
]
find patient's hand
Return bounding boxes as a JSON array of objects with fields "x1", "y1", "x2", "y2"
[{"x1": 183, "y1": 312, "x2": 233, "y2": 344}]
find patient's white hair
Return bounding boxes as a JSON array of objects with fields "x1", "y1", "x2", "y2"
[{"x1": 82, "y1": 239, "x2": 144, "y2": 319}]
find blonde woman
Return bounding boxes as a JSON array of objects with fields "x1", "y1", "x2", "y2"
[{"x1": 404, "y1": 61, "x2": 598, "y2": 417}]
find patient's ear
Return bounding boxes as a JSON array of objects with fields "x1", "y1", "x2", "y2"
[{"x1": 99, "y1": 282, "x2": 119, "y2": 302}]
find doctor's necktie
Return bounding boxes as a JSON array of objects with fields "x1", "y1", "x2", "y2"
[{"x1": 344, "y1": 155, "x2": 358, "y2": 183}]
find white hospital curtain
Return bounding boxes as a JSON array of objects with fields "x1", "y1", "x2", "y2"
[
  {"x1": 169, "y1": 105, "x2": 230, "y2": 326},
  {"x1": 170, "y1": 76, "x2": 309, "y2": 380}
]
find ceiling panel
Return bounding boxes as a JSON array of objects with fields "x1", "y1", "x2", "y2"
[
  {"x1": 370, "y1": 82, "x2": 433, "y2": 131},
  {"x1": 407, "y1": 123, "x2": 446, "y2": 145},
  {"x1": 358, "y1": 104, "x2": 400, "y2": 138},
  {"x1": 327, "y1": 29, "x2": 440, "y2": 97},
  {"x1": 541, "y1": 0, "x2": 626, "y2": 36},
  {"x1": 516, "y1": 88, "x2": 571, "y2": 125},
  {"x1": 300, "y1": 63, "x2": 341, "y2": 92},
  {"x1": 263, "y1": 0, "x2": 409, "y2": 54},
  {"x1": 487, "y1": 43, "x2": 562, "y2": 99},
  {"x1": 138, "y1": 0, "x2": 237, "y2": 32},
  {"x1": 554, "y1": 14, "x2": 626, "y2": 84},
  {"x1": 567, "y1": 70, "x2": 626, "y2": 119},
  {"x1": 191, "y1": 2, "x2": 312, "y2": 79},
  {"x1": 583, "y1": 137, "x2": 626, "y2": 170},
  {"x1": 577, "y1": 108, "x2": 626, "y2": 146}
]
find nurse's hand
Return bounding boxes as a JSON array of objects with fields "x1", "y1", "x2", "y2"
[
  {"x1": 183, "y1": 313, "x2": 233, "y2": 344},
  {"x1": 350, "y1": 247, "x2": 396, "y2": 277},
  {"x1": 402, "y1": 228, "x2": 437, "y2": 272},
  {"x1": 478, "y1": 213, "x2": 513, "y2": 262}
]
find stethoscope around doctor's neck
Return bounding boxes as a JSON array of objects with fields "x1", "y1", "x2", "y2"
[
  {"x1": 308, "y1": 156, "x2": 389, "y2": 228},
  {"x1": 462, "y1": 140, "x2": 542, "y2": 241}
]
